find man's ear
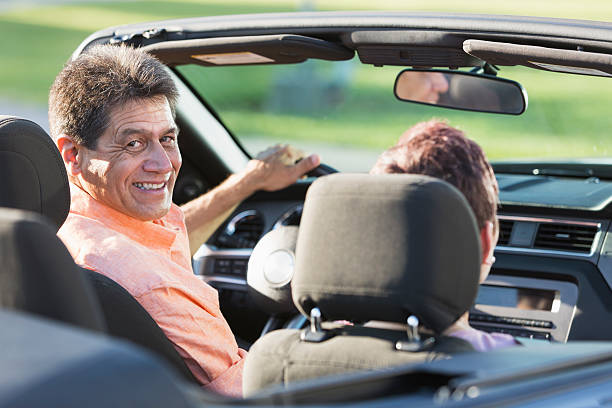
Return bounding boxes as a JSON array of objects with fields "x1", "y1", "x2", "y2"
[
  {"x1": 56, "y1": 135, "x2": 82, "y2": 176},
  {"x1": 480, "y1": 221, "x2": 495, "y2": 265},
  {"x1": 478, "y1": 220, "x2": 497, "y2": 284}
]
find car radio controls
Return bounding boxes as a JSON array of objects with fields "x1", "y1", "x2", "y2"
[
  {"x1": 471, "y1": 324, "x2": 551, "y2": 340},
  {"x1": 469, "y1": 313, "x2": 554, "y2": 329},
  {"x1": 192, "y1": 245, "x2": 252, "y2": 288},
  {"x1": 212, "y1": 258, "x2": 248, "y2": 277}
]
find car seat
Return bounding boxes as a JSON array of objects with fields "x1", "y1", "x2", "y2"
[
  {"x1": 243, "y1": 173, "x2": 481, "y2": 395},
  {"x1": 0, "y1": 208, "x2": 106, "y2": 331},
  {"x1": 0, "y1": 115, "x2": 198, "y2": 383}
]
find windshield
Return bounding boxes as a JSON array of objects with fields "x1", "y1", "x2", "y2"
[{"x1": 177, "y1": 59, "x2": 610, "y2": 172}]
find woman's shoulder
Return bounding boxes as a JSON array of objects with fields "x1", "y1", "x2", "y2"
[{"x1": 449, "y1": 326, "x2": 517, "y2": 352}]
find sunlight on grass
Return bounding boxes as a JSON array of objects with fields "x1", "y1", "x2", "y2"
[
  {"x1": 318, "y1": 0, "x2": 612, "y2": 20},
  {"x1": 0, "y1": 7, "x2": 165, "y2": 31},
  {"x1": 0, "y1": 0, "x2": 297, "y2": 31},
  {"x1": 6, "y1": 0, "x2": 612, "y2": 21}
]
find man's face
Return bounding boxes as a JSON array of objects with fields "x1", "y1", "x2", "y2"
[
  {"x1": 396, "y1": 71, "x2": 450, "y2": 104},
  {"x1": 76, "y1": 96, "x2": 181, "y2": 221}
]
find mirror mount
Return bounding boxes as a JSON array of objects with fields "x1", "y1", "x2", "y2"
[{"x1": 471, "y1": 62, "x2": 500, "y2": 76}]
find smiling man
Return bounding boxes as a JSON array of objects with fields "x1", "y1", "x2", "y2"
[{"x1": 48, "y1": 45, "x2": 319, "y2": 397}]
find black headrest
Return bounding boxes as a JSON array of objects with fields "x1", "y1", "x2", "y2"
[
  {"x1": 0, "y1": 208, "x2": 105, "y2": 332},
  {"x1": 0, "y1": 116, "x2": 70, "y2": 231},
  {"x1": 292, "y1": 174, "x2": 481, "y2": 334}
]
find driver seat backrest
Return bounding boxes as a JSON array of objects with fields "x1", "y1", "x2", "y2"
[
  {"x1": 0, "y1": 208, "x2": 106, "y2": 332},
  {"x1": 243, "y1": 173, "x2": 482, "y2": 396},
  {"x1": 0, "y1": 115, "x2": 198, "y2": 384}
]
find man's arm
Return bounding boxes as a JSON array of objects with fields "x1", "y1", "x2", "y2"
[{"x1": 181, "y1": 145, "x2": 320, "y2": 255}]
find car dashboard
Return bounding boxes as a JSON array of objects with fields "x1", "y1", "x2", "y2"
[{"x1": 189, "y1": 169, "x2": 612, "y2": 344}]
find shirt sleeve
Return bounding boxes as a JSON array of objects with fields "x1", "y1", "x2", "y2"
[{"x1": 135, "y1": 284, "x2": 246, "y2": 397}]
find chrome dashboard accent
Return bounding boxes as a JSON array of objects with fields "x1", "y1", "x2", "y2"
[
  {"x1": 273, "y1": 204, "x2": 303, "y2": 230},
  {"x1": 597, "y1": 225, "x2": 612, "y2": 292},
  {"x1": 225, "y1": 210, "x2": 259, "y2": 235},
  {"x1": 193, "y1": 244, "x2": 252, "y2": 270},
  {"x1": 192, "y1": 244, "x2": 251, "y2": 289},
  {"x1": 199, "y1": 275, "x2": 247, "y2": 287},
  {"x1": 498, "y1": 214, "x2": 601, "y2": 228},
  {"x1": 495, "y1": 244, "x2": 601, "y2": 259}
]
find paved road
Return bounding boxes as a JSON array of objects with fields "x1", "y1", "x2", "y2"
[
  {"x1": 244, "y1": 138, "x2": 379, "y2": 172},
  {"x1": 0, "y1": 99, "x2": 49, "y2": 130}
]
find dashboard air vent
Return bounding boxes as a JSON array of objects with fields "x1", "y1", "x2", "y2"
[
  {"x1": 215, "y1": 210, "x2": 264, "y2": 249},
  {"x1": 498, "y1": 219, "x2": 514, "y2": 246},
  {"x1": 273, "y1": 204, "x2": 303, "y2": 229},
  {"x1": 533, "y1": 223, "x2": 598, "y2": 254}
]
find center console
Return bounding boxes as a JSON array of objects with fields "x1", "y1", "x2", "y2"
[{"x1": 470, "y1": 275, "x2": 578, "y2": 342}]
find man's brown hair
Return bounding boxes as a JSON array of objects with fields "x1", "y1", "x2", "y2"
[
  {"x1": 49, "y1": 44, "x2": 178, "y2": 149},
  {"x1": 370, "y1": 120, "x2": 498, "y2": 229}
]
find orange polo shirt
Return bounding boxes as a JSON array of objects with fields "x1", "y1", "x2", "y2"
[{"x1": 58, "y1": 183, "x2": 246, "y2": 397}]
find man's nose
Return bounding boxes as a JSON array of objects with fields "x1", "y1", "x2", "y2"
[
  {"x1": 434, "y1": 74, "x2": 449, "y2": 93},
  {"x1": 143, "y1": 141, "x2": 173, "y2": 173}
]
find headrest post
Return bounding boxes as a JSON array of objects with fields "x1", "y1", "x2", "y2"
[
  {"x1": 310, "y1": 307, "x2": 322, "y2": 333},
  {"x1": 395, "y1": 315, "x2": 435, "y2": 352},
  {"x1": 300, "y1": 307, "x2": 334, "y2": 343},
  {"x1": 407, "y1": 315, "x2": 421, "y2": 342}
]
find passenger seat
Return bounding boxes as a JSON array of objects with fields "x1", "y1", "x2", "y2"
[{"x1": 244, "y1": 173, "x2": 481, "y2": 395}]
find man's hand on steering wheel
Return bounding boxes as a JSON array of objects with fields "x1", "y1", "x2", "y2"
[{"x1": 244, "y1": 144, "x2": 321, "y2": 192}]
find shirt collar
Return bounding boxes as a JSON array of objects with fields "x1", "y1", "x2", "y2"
[{"x1": 68, "y1": 183, "x2": 178, "y2": 251}]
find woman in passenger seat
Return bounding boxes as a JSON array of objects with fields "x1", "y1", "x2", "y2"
[{"x1": 370, "y1": 119, "x2": 518, "y2": 352}]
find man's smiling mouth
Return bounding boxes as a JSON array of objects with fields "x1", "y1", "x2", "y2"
[{"x1": 133, "y1": 182, "x2": 166, "y2": 190}]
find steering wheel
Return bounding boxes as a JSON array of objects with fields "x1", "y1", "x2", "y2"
[
  {"x1": 306, "y1": 163, "x2": 338, "y2": 178},
  {"x1": 247, "y1": 225, "x2": 310, "y2": 337}
]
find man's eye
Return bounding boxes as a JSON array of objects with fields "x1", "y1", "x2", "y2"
[
  {"x1": 161, "y1": 135, "x2": 176, "y2": 145},
  {"x1": 126, "y1": 140, "x2": 143, "y2": 148}
]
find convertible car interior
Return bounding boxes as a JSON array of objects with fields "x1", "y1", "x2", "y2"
[{"x1": 1, "y1": 11, "x2": 612, "y2": 408}]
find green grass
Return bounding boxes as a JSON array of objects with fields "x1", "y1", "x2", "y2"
[{"x1": 1, "y1": 0, "x2": 611, "y2": 159}]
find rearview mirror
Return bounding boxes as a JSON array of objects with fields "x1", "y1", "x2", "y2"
[{"x1": 394, "y1": 69, "x2": 527, "y2": 115}]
